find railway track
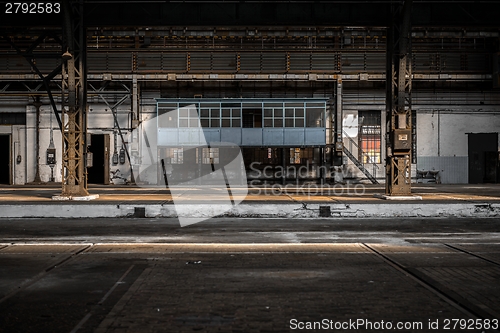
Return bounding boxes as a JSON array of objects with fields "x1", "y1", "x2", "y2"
[{"x1": 362, "y1": 243, "x2": 500, "y2": 333}]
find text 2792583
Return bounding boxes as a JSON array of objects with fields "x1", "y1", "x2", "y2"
[{"x1": 5, "y1": 3, "x2": 61, "y2": 14}]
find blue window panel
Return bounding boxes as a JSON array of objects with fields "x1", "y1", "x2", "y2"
[
  {"x1": 305, "y1": 128, "x2": 326, "y2": 145},
  {"x1": 263, "y1": 128, "x2": 284, "y2": 146},
  {"x1": 221, "y1": 128, "x2": 242, "y2": 146},
  {"x1": 284, "y1": 129, "x2": 305, "y2": 146},
  {"x1": 242, "y1": 128, "x2": 263, "y2": 146}
]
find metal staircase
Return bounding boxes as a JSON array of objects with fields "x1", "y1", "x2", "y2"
[{"x1": 343, "y1": 130, "x2": 379, "y2": 184}]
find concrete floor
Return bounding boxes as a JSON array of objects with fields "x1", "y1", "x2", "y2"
[
  {"x1": 1, "y1": 184, "x2": 499, "y2": 219},
  {"x1": 0, "y1": 218, "x2": 499, "y2": 332},
  {"x1": 0, "y1": 183, "x2": 499, "y2": 203}
]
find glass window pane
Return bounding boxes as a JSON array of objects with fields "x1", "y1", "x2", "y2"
[
  {"x1": 222, "y1": 119, "x2": 231, "y2": 127},
  {"x1": 200, "y1": 109, "x2": 209, "y2": 118},
  {"x1": 274, "y1": 109, "x2": 283, "y2": 117},
  {"x1": 201, "y1": 103, "x2": 219, "y2": 108},
  {"x1": 295, "y1": 119, "x2": 304, "y2": 127},
  {"x1": 159, "y1": 112, "x2": 177, "y2": 128},
  {"x1": 157, "y1": 103, "x2": 178, "y2": 109},
  {"x1": 274, "y1": 118, "x2": 283, "y2": 127},
  {"x1": 243, "y1": 102, "x2": 262, "y2": 108},
  {"x1": 264, "y1": 109, "x2": 273, "y2": 117},
  {"x1": 264, "y1": 103, "x2": 281, "y2": 108},
  {"x1": 222, "y1": 108, "x2": 231, "y2": 117},
  {"x1": 358, "y1": 110, "x2": 382, "y2": 164},
  {"x1": 201, "y1": 119, "x2": 209, "y2": 127},
  {"x1": 179, "y1": 119, "x2": 189, "y2": 127},
  {"x1": 306, "y1": 108, "x2": 323, "y2": 127},
  {"x1": 232, "y1": 109, "x2": 240, "y2": 118},
  {"x1": 232, "y1": 119, "x2": 241, "y2": 127},
  {"x1": 177, "y1": 150, "x2": 183, "y2": 164},
  {"x1": 264, "y1": 119, "x2": 273, "y2": 127},
  {"x1": 306, "y1": 102, "x2": 325, "y2": 107},
  {"x1": 211, "y1": 119, "x2": 220, "y2": 127},
  {"x1": 179, "y1": 108, "x2": 189, "y2": 118},
  {"x1": 295, "y1": 108, "x2": 304, "y2": 117},
  {"x1": 285, "y1": 108, "x2": 294, "y2": 117},
  {"x1": 211, "y1": 109, "x2": 220, "y2": 118},
  {"x1": 285, "y1": 119, "x2": 294, "y2": 127},
  {"x1": 166, "y1": 148, "x2": 184, "y2": 164},
  {"x1": 221, "y1": 102, "x2": 240, "y2": 108},
  {"x1": 158, "y1": 108, "x2": 169, "y2": 117},
  {"x1": 189, "y1": 119, "x2": 198, "y2": 127}
]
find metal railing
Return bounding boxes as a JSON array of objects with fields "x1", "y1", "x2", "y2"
[{"x1": 342, "y1": 130, "x2": 379, "y2": 184}]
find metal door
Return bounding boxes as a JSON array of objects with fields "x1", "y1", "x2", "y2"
[
  {"x1": 0, "y1": 135, "x2": 10, "y2": 184},
  {"x1": 104, "y1": 134, "x2": 110, "y2": 185},
  {"x1": 468, "y1": 133, "x2": 498, "y2": 184}
]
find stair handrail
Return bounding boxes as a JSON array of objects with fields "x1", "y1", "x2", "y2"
[
  {"x1": 342, "y1": 146, "x2": 379, "y2": 184},
  {"x1": 342, "y1": 130, "x2": 380, "y2": 170}
]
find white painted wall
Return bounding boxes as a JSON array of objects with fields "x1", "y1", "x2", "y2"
[
  {"x1": 13, "y1": 101, "x2": 145, "y2": 185},
  {"x1": 417, "y1": 110, "x2": 500, "y2": 183},
  {"x1": 3, "y1": 89, "x2": 498, "y2": 185},
  {"x1": 25, "y1": 105, "x2": 36, "y2": 183},
  {"x1": 417, "y1": 111, "x2": 500, "y2": 157},
  {"x1": 12, "y1": 125, "x2": 26, "y2": 184},
  {"x1": 342, "y1": 87, "x2": 500, "y2": 184}
]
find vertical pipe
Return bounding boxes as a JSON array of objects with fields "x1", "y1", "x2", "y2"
[
  {"x1": 437, "y1": 110, "x2": 440, "y2": 157},
  {"x1": 9, "y1": 134, "x2": 12, "y2": 185},
  {"x1": 24, "y1": 117, "x2": 28, "y2": 184},
  {"x1": 335, "y1": 79, "x2": 343, "y2": 166},
  {"x1": 319, "y1": 147, "x2": 324, "y2": 185},
  {"x1": 281, "y1": 148, "x2": 286, "y2": 185},
  {"x1": 33, "y1": 98, "x2": 42, "y2": 183},
  {"x1": 132, "y1": 75, "x2": 139, "y2": 121},
  {"x1": 198, "y1": 147, "x2": 202, "y2": 185}
]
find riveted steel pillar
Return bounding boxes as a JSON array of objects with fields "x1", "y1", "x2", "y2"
[
  {"x1": 385, "y1": 0, "x2": 413, "y2": 196},
  {"x1": 59, "y1": 0, "x2": 90, "y2": 198},
  {"x1": 33, "y1": 97, "x2": 43, "y2": 184},
  {"x1": 333, "y1": 79, "x2": 343, "y2": 166}
]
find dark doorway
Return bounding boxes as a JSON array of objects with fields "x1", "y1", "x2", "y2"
[
  {"x1": 87, "y1": 134, "x2": 110, "y2": 184},
  {"x1": 0, "y1": 135, "x2": 10, "y2": 184},
  {"x1": 468, "y1": 133, "x2": 498, "y2": 184},
  {"x1": 485, "y1": 151, "x2": 499, "y2": 183},
  {"x1": 242, "y1": 109, "x2": 262, "y2": 128}
]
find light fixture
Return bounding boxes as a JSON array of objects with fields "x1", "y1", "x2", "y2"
[{"x1": 62, "y1": 49, "x2": 73, "y2": 60}]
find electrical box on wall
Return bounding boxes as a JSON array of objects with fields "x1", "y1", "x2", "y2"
[
  {"x1": 392, "y1": 129, "x2": 411, "y2": 151},
  {"x1": 119, "y1": 148, "x2": 126, "y2": 164},
  {"x1": 87, "y1": 152, "x2": 93, "y2": 168},
  {"x1": 46, "y1": 148, "x2": 56, "y2": 166}
]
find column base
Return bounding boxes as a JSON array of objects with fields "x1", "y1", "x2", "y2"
[{"x1": 52, "y1": 194, "x2": 100, "y2": 201}]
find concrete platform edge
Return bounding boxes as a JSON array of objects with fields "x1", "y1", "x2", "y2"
[{"x1": 0, "y1": 203, "x2": 499, "y2": 218}]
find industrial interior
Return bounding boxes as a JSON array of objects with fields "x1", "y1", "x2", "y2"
[{"x1": 1, "y1": 1, "x2": 500, "y2": 198}]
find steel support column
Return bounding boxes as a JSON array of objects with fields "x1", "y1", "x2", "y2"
[
  {"x1": 59, "y1": 0, "x2": 90, "y2": 198},
  {"x1": 132, "y1": 74, "x2": 139, "y2": 122},
  {"x1": 333, "y1": 79, "x2": 343, "y2": 166},
  {"x1": 385, "y1": 0, "x2": 413, "y2": 196},
  {"x1": 32, "y1": 97, "x2": 42, "y2": 184}
]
